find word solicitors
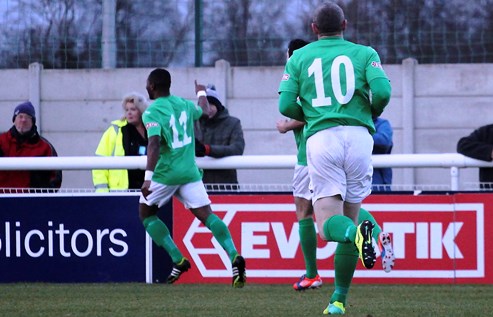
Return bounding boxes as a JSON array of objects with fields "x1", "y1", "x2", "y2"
[{"x1": 0, "y1": 221, "x2": 128, "y2": 258}]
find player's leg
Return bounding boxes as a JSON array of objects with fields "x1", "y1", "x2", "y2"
[
  {"x1": 139, "y1": 182, "x2": 190, "y2": 284},
  {"x1": 308, "y1": 127, "x2": 372, "y2": 314},
  {"x1": 293, "y1": 197, "x2": 322, "y2": 290},
  {"x1": 323, "y1": 243, "x2": 358, "y2": 315},
  {"x1": 344, "y1": 126, "x2": 376, "y2": 270},
  {"x1": 308, "y1": 129, "x2": 364, "y2": 247},
  {"x1": 321, "y1": 127, "x2": 375, "y2": 315},
  {"x1": 358, "y1": 208, "x2": 381, "y2": 238},
  {"x1": 358, "y1": 208, "x2": 395, "y2": 272},
  {"x1": 292, "y1": 165, "x2": 321, "y2": 290},
  {"x1": 179, "y1": 181, "x2": 246, "y2": 288},
  {"x1": 307, "y1": 128, "x2": 353, "y2": 243}
]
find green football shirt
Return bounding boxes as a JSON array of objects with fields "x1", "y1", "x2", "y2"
[
  {"x1": 292, "y1": 125, "x2": 307, "y2": 166},
  {"x1": 279, "y1": 37, "x2": 389, "y2": 138},
  {"x1": 143, "y1": 96, "x2": 203, "y2": 185}
]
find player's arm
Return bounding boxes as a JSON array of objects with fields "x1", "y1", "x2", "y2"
[
  {"x1": 195, "y1": 80, "x2": 212, "y2": 118},
  {"x1": 369, "y1": 78, "x2": 391, "y2": 117},
  {"x1": 141, "y1": 135, "x2": 160, "y2": 198},
  {"x1": 279, "y1": 91, "x2": 304, "y2": 122},
  {"x1": 276, "y1": 118, "x2": 305, "y2": 134}
]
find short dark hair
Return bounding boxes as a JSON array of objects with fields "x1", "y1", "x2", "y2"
[
  {"x1": 148, "y1": 68, "x2": 171, "y2": 91},
  {"x1": 313, "y1": 2, "x2": 345, "y2": 35},
  {"x1": 288, "y1": 39, "x2": 309, "y2": 58}
]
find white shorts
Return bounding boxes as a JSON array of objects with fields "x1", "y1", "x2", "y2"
[
  {"x1": 292, "y1": 164, "x2": 312, "y2": 200},
  {"x1": 139, "y1": 180, "x2": 211, "y2": 209},
  {"x1": 306, "y1": 126, "x2": 373, "y2": 203}
]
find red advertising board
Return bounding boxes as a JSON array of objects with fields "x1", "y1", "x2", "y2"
[{"x1": 173, "y1": 194, "x2": 493, "y2": 284}]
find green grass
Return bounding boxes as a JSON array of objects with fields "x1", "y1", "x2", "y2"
[{"x1": 1, "y1": 283, "x2": 492, "y2": 317}]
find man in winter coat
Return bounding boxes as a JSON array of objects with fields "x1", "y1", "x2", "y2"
[
  {"x1": 194, "y1": 85, "x2": 245, "y2": 188},
  {"x1": 0, "y1": 101, "x2": 62, "y2": 192},
  {"x1": 457, "y1": 124, "x2": 493, "y2": 189}
]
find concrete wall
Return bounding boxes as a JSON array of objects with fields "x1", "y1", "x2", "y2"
[{"x1": 0, "y1": 59, "x2": 491, "y2": 189}]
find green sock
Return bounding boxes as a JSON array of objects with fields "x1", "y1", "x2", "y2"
[
  {"x1": 205, "y1": 213, "x2": 238, "y2": 262},
  {"x1": 298, "y1": 217, "x2": 318, "y2": 278},
  {"x1": 142, "y1": 215, "x2": 183, "y2": 263},
  {"x1": 358, "y1": 208, "x2": 382, "y2": 242},
  {"x1": 330, "y1": 243, "x2": 358, "y2": 305},
  {"x1": 323, "y1": 215, "x2": 357, "y2": 243}
]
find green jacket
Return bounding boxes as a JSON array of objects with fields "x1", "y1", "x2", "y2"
[{"x1": 92, "y1": 119, "x2": 129, "y2": 192}]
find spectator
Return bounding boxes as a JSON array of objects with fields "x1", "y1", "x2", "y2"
[
  {"x1": 194, "y1": 85, "x2": 245, "y2": 189},
  {"x1": 139, "y1": 68, "x2": 246, "y2": 287},
  {"x1": 92, "y1": 92, "x2": 149, "y2": 192},
  {"x1": 0, "y1": 101, "x2": 62, "y2": 192},
  {"x1": 457, "y1": 124, "x2": 493, "y2": 189},
  {"x1": 372, "y1": 116, "x2": 393, "y2": 191}
]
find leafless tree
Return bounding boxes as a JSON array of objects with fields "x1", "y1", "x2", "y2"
[
  {"x1": 1, "y1": 0, "x2": 493, "y2": 68},
  {"x1": 202, "y1": 0, "x2": 292, "y2": 66},
  {"x1": 0, "y1": 0, "x2": 101, "y2": 68},
  {"x1": 115, "y1": 0, "x2": 195, "y2": 67}
]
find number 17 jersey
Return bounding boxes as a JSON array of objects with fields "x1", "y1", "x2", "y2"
[{"x1": 278, "y1": 37, "x2": 389, "y2": 138}]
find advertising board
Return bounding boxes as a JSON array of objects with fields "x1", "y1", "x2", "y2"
[
  {"x1": 0, "y1": 194, "x2": 153, "y2": 282},
  {"x1": 173, "y1": 194, "x2": 492, "y2": 284}
]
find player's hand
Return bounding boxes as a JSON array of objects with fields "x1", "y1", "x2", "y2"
[
  {"x1": 195, "y1": 80, "x2": 207, "y2": 94},
  {"x1": 276, "y1": 119, "x2": 289, "y2": 134},
  {"x1": 195, "y1": 138, "x2": 207, "y2": 157},
  {"x1": 141, "y1": 180, "x2": 152, "y2": 199}
]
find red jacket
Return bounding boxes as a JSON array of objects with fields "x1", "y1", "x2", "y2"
[{"x1": 0, "y1": 126, "x2": 62, "y2": 191}]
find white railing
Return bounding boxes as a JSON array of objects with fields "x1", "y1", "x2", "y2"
[{"x1": 1, "y1": 153, "x2": 492, "y2": 191}]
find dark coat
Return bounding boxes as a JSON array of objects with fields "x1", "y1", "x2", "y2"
[
  {"x1": 195, "y1": 108, "x2": 245, "y2": 185},
  {"x1": 457, "y1": 124, "x2": 493, "y2": 185}
]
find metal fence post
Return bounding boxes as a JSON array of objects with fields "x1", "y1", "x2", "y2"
[
  {"x1": 102, "y1": 0, "x2": 116, "y2": 69},
  {"x1": 450, "y1": 166, "x2": 460, "y2": 191},
  {"x1": 28, "y1": 62, "x2": 42, "y2": 132}
]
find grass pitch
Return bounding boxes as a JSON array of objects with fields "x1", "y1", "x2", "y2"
[{"x1": 1, "y1": 283, "x2": 491, "y2": 316}]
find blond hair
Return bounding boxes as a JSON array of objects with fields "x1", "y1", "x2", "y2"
[{"x1": 121, "y1": 92, "x2": 148, "y2": 120}]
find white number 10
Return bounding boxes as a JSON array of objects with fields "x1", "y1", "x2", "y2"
[{"x1": 308, "y1": 55, "x2": 355, "y2": 107}]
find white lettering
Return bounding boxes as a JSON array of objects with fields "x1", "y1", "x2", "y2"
[
  {"x1": 442, "y1": 222, "x2": 463, "y2": 259},
  {"x1": 242, "y1": 222, "x2": 269, "y2": 258},
  {"x1": 416, "y1": 222, "x2": 428, "y2": 259},
  {"x1": 383, "y1": 221, "x2": 464, "y2": 260},
  {"x1": 97, "y1": 229, "x2": 110, "y2": 256},
  {"x1": 0, "y1": 221, "x2": 130, "y2": 259},
  {"x1": 430, "y1": 223, "x2": 443, "y2": 259},
  {"x1": 24, "y1": 230, "x2": 45, "y2": 257},
  {"x1": 71, "y1": 229, "x2": 94, "y2": 257},
  {"x1": 15, "y1": 222, "x2": 21, "y2": 257},
  {"x1": 5, "y1": 222, "x2": 10, "y2": 257},
  {"x1": 383, "y1": 222, "x2": 413, "y2": 259},
  {"x1": 271, "y1": 222, "x2": 298, "y2": 259},
  {"x1": 109, "y1": 229, "x2": 128, "y2": 257},
  {"x1": 56, "y1": 224, "x2": 71, "y2": 257},
  {"x1": 48, "y1": 221, "x2": 54, "y2": 257},
  {"x1": 241, "y1": 222, "x2": 335, "y2": 260}
]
